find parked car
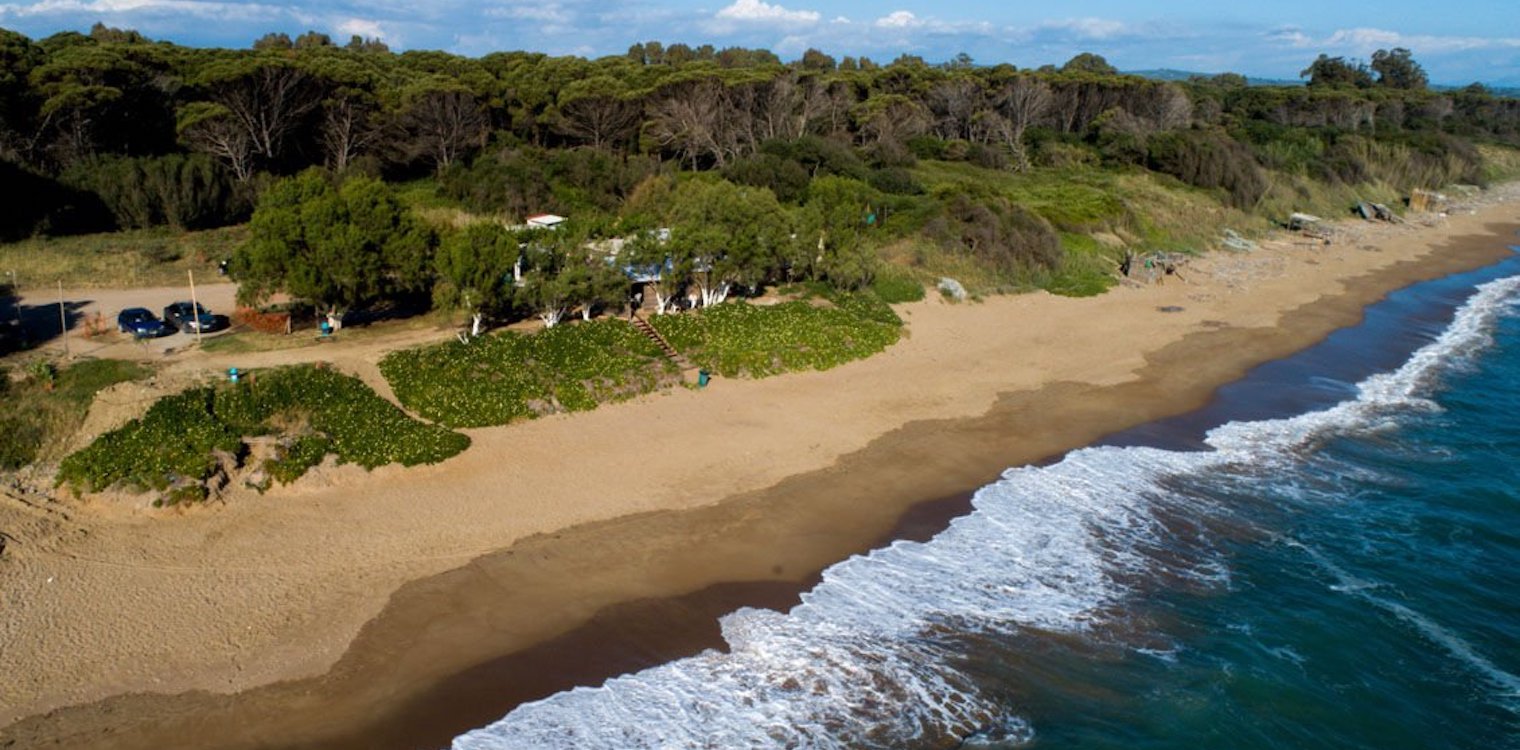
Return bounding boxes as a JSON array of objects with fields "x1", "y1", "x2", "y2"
[
  {"x1": 117, "y1": 307, "x2": 170, "y2": 338},
  {"x1": 162, "y1": 301, "x2": 216, "y2": 334}
]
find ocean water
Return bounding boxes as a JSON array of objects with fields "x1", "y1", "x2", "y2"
[{"x1": 455, "y1": 256, "x2": 1520, "y2": 750}]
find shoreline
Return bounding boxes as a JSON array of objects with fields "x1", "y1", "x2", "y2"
[{"x1": 3, "y1": 194, "x2": 1520, "y2": 748}]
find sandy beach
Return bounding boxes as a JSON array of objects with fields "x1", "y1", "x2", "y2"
[{"x1": 3, "y1": 188, "x2": 1520, "y2": 749}]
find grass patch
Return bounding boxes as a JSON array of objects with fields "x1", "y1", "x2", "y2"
[
  {"x1": 913, "y1": 162, "x2": 1130, "y2": 232},
  {"x1": 650, "y1": 292, "x2": 902, "y2": 378},
  {"x1": 381, "y1": 318, "x2": 675, "y2": 428},
  {"x1": 0, "y1": 225, "x2": 246, "y2": 290},
  {"x1": 0, "y1": 358, "x2": 151, "y2": 469},
  {"x1": 871, "y1": 265, "x2": 927, "y2": 303},
  {"x1": 57, "y1": 364, "x2": 469, "y2": 499},
  {"x1": 1479, "y1": 144, "x2": 1520, "y2": 185}
]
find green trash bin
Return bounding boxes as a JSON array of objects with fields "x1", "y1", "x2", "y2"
[{"x1": 698, "y1": 369, "x2": 710, "y2": 387}]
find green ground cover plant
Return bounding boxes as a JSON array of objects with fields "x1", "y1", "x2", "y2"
[
  {"x1": 380, "y1": 318, "x2": 674, "y2": 428},
  {"x1": 649, "y1": 292, "x2": 902, "y2": 378},
  {"x1": 57, "y1": 364, "x2": 468, "y2": 499}
]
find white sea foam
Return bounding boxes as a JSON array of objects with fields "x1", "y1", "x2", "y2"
[{"x1": 454, "y1": 275, "x2": 1520, "y2": 749}]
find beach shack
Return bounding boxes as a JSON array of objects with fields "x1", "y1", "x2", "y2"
[{"x1": 525, "y1": 213, "x2": 567, "y2": 230}]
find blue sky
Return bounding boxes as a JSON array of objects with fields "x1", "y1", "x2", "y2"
[{"x1": 2, "y1": 0, "x2": 1518, "y2": 84}]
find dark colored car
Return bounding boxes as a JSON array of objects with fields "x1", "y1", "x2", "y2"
[
  {"x1": 162, "y1": 301, "x2": 216, "y2": 334},
  {"x1": 117, "y1": 307, "x2": 170, "y2": 338}
]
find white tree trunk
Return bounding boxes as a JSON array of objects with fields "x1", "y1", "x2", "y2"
[
  {"x1": 539, "y1": 307, "x2": 565, "y2": 328},
  {"x1": 701, "y1": 281, "x2": 731, "y2": 307},
  {"x1": 654, "y1": 289, "x2": 672, "y2": 315},
  {"x1": 470, "y1": 313, "x2": 483, "y2": 337},
  {"x1": 581, "y1": 304, "x2": 593, "y2": 321}
]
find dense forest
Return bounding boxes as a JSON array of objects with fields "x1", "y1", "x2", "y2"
[{"x1": 3, "y1": 24, "x2": 1519, "y2": 319}]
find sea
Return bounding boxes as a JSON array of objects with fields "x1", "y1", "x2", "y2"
[{"x1": 454, "y1": 252, "x2": 1520, "y2": 750}]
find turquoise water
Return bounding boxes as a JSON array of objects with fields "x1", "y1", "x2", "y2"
[
  {"x1": 456, "y1": 256, "x2": 1520, "y2": 749},
  {"x1": 1022, "y1": 275, "x2": 1520, "y2": 749}
]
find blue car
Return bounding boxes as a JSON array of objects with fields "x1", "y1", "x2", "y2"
[
  {"x1": 163, "y1": 301, "x2": 216, "y2": 334},
  {"x1": 117, "y1": 307, "x2": 169, "y2": 338}
]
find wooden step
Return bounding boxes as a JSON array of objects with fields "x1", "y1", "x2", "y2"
[{"x1": 631, "y1": 315, "x2": 692, "y2": 370}]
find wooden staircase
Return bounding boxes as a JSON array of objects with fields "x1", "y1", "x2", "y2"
[{"x1": 630, "y1": 314, "x2": 694, "y2": 372}]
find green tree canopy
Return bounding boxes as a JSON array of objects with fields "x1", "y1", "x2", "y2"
[
  {"x1": 797, "y1": 175, "x2": 880, "y2": 288},
  {"x1": 435, "y1": 222, "x2": 519, "y2": 319},
  {"x1": 1301, "y1": 54, "x2": 1373, "y2": 88},
  {"x1": 661, "y1": 176, "x2": 790, "y2": 305},
  {"x1": 233, "y1": 170, "x2": 434, "y2": 310},
  {"x1": 1062, "y1": 52, "x2": 1118, "y2": 76},
  {"x1": 1371, "y1": 48, "x2": 1428, "y2": 90}
]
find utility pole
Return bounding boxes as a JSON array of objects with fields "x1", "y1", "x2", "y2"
[
  {"x1": 188, "y1": 269, "x2": 203, "y2": 345},
  {"x1": 57, "y1": 280, "x2": 69, "y2": 358}
]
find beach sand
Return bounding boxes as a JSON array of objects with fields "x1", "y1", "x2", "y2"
[{"x1": 2, "y1": 189, "x2": 1519, "y2": 748}]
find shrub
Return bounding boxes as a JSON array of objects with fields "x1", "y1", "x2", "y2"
[
  {"x1": 868, "y1": 167, "x2": 923, "y2": 196},
  {"x1": 923, "y1": 189, "x2": 1064, "y2": 281},
  {"x1": 871, "y1": 269, "x2": 927, "y2": 304},
  {"x1": 1147, "y1": 129, "x2": 1268, "y2": 209}
]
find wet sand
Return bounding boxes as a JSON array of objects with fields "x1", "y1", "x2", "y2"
[{"x1": 2, "y1": 195, "x2": 1519, "y2": 749}]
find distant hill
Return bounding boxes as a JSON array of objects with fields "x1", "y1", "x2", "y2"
[{"x1": 1126, "y1": 69, "x2": 1303, "y2": 87}]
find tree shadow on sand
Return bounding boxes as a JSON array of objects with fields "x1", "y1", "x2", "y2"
[{"x1": 0, "y1": 283, "x2": 92, "y2": 354}]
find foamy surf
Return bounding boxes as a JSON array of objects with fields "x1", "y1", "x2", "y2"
[{"x1": 454, "y1": 274, "x2": 1520, "y2": 749}]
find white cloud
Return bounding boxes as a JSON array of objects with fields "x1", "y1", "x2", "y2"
[
  {"x1": 1268, "y1": 26, "x2": 1520, "y2": 55},
  {"x1": 1266, "y1": 26, "x2": 1314, "y2": 48},
  {"x1": 1038, "y1": 17, "x2": 1129, "y2": 41},
  {"x1": 874, "y1": 10, "x2": 918, "y2": 29},
  {"x1": 336, "y1": 18, "x2": 386, "y2": 42},
  {"x1": 1324, "y1": 27, "x2": 1402, "y2": 49},
  {"x1": 714, "y1": 0, "x2": 818, "y2": 25},
  {"x1": 485, "y1": 2, "x2": 572, "y2": 24}
]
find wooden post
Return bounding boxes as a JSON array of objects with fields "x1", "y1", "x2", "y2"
[
  {"x1": 188, "y1": 269, "x2": 203, "y2": 345},
  {"x1": 57, "y1": 280, "x2": 69, "y2": 358},
  {"x1": 8, "y1": 270, "x2": 19, "y2": 327}
]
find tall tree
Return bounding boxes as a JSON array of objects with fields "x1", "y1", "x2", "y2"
[
  {"x1": 553, "y1": 76, "x2": 640, "y2": 149},
  {"x1": 662, "y1": 177, "x2": 788, "y2": 306},
  {"x1": 194, "y1": 57, "x2": 321, "y2": 171},
  {"x1": 435, "y1": 222, "x2": 518, "y2": 333},
  {"x1": 979, "y1": 74, "x2": 1051, "y2": 170},
  {"x1": 1371, "y1": 48, "x2": 1428, "y2": 90},
  {"x1": 1301, "y1": 54, "x2": 1374, "y2": 88},
  {"x1": 233, "y1": 170, "x2": 434, "y2": 311},
  {"x1": 646, "y1": 78, "x2": 738, "y2": 168},
  {"x1": 320, "y1": 93, "x2": 381, "y2": 173},
  {"x1": 1062, "y1": 53, "x2": 1118, "y2": 76},
  {"x1": 395, "y1": 85, "x2": 489, "y2": 173},
  {"x1": 798, "y1": 176, "x2": 879, "y2": 288},
  {"x1": 0, "y1": 29, "x2": 45, "y2": 162},
  {"x1": 513, "y1": 226, "x2": 587, "y2": 327}
]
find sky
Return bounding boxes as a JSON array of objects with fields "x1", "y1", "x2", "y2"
[{"x1": 2, "y1": 0, "x2": 1518, "y2": 85}]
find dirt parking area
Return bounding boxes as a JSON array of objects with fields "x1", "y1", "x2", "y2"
[{"x1": 5, "y1": 282, "x2": 240, "y2": 358}]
